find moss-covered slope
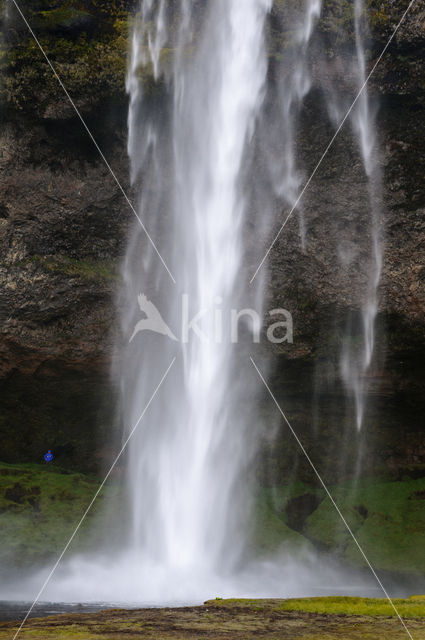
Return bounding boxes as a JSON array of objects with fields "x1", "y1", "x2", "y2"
[
  {"x1": 1, "y1": 462, "x2": 425, "y2": 577},
  {"x1": 253, "y1": 476, "x2": 425, "y2": 574},
  {"x1": 0, "y1": 462, "x2": 120, "y2": 566}
]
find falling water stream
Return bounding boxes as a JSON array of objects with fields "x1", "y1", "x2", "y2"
[
  {"x1": 111, "y1": 0, "x2": 332, "y2": 600},
  {"x1": 117, "y1": 0, "x2": 382, "y2": 597},
  {"x1": 122, "y1": 0, "x2": 273, "y2": 588},
  {"x1": 339, "y1": 0, "x2": 382, "y2": 435}
]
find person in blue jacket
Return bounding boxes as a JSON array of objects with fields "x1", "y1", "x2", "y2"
[{"x1": 44, "y1": 450, "x2": 54, "y2": 463}]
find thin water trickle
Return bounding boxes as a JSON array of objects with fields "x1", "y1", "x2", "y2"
[{"x1": 340, "y1": 0, "x2": 382, "y2": 435}]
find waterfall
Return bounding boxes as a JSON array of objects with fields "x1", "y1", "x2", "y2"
[
  {"x1": 120, "y1": 0, "x2": 273, "y2": 598},
  {"x1": 9, "y1": 0, "x2": 388, "y2": 606},
  {"x1": 106, "y1": 0, "x2": 332, "y2": 600}
]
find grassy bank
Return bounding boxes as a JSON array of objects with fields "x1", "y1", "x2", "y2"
[
  {"x1": 1, "y1": 461, "x2": 425, "y2": 576},
  {"x1": 253, "y1": 476, "x2": 425, "y2": 573},
  {"x1": 209, "y1": 595, "x2": 425, "y2": 617},
  {"x1": 0, "y1": 462, "x2": 121, "y2": 567},
  {"x1": 2, "y1": 598, "x2": 425, "y2": 639}
]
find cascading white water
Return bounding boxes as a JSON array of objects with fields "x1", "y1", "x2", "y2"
[
  {"x1": 117, "y1": 0, "x2": 340, "y2": 599},
  {"x1": 120, "y1": 0, "x2": 274, "y2": 595},
  {"x1": 340, "y1": 0, "x2": 382, "y2": 433},
  {"x1": 5, "y1": 1, "x2": 389, "y2": 606}
]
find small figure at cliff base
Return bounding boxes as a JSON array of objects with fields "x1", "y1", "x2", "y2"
[{"x1": 44, "y1": 450, "x2": 54, "y2": 463}]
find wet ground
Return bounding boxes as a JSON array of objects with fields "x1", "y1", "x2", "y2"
[
  {"x1": 1, "y1": 598, "x2": 425, "y2": 639},
  {"x1": 0, "y1": 601, "x2": 121, "y2": 622}
]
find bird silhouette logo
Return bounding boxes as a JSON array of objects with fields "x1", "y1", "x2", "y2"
[{"x1": 129, "y1": 294, "x2": 178, "y2": 342}]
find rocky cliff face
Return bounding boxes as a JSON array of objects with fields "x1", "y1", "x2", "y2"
[
  {"x1": 0, "y1": 0, "x2": 133, "y2": 469},
  {"x1": 262, "y1": 0, "x2": 425, "y2": 485},
  {"x1": 0, "y1": 0, "x2": 424, "y2": 475}
]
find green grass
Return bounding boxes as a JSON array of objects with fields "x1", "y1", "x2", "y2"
[
  {"x1": 207, "y1": 595, "x2": 425, "y2": 617},
  {"x1": 303, "y1": 477, "x2": 425, "y2": 573},
  {"x1": 2, "y1": 462, "x2": 425, "y2": 575},
  {"x1": 251, "y1": 476, "x2": 425, "y2": 574},
  {"x1": 251, "y1": 487, "x2": 315, "y2": 555},
  {"x1": 276, "y1": 595, "x2": 425, "y2": 617},
  {"x1": 0, "y1": 462, "x2": 122, "y2": 566}
]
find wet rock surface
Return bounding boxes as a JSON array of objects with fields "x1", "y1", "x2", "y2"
[
  {"x1": 285, "y1": 493, "x2": 324, "y2": 532},
  {"x1": 0, "y1": 0, "x2": 424, "y2": 474}
]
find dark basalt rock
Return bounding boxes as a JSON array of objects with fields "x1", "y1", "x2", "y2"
[{"x1": 286, "y1": 493, "x2": 324, "y2": 532}]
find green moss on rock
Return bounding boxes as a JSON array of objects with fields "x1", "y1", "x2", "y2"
[
  {"x1": 29, "y1": 254, "x2": 119, "y2": 281},
  {"x1": 0, "y1": 1, "x2": 134, "y2": 116},
  {"x1": 0, "y1": 462, "x2": 122, "y2": 566},
  {"x1": 253, "y1": 476, "x2": 425, "y2": 574}
]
